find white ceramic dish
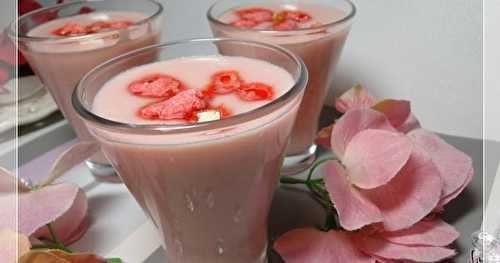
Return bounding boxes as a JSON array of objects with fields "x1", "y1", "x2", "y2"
[{"x1": 0, "y1": 76, "x2": 58, "y2": 134}]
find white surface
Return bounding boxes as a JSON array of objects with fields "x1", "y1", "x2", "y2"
[
  {"x1": 485, "y1": 0, "x2": 500, "y2": 141},
  {"x1": 157, "y1": 0, "x2": 483, "y2": 140},
  {"x1": 105, "y1": 221, "x2": 161, "y2": 262}
]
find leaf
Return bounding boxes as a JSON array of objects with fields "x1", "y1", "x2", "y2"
[{"x1": 106, "y1": 258, "x2": 124, "y2": 263}]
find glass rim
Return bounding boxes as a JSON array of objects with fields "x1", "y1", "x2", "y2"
[
  {"x1": 206, "y1": 0, "x2": 356, "y2": 33},
  {"x1": 9, "y1": 0, "x2": 163, "y2": 42},
  {"x1": 72, "y1": 37, "x2": 308, "y2": 135}
]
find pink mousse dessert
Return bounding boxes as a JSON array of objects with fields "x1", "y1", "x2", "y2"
[
  {"x1": 15, "y1": 1, "x2": 162, "y2": 177},
  {"x1": 76, "y1": 51, "x2": 306, "y2": 263},
  {"x1": 209, "y1": 0, "x2": 355, "y2": 171}
]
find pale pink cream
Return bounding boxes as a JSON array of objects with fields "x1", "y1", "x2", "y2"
[
  {"x1": 86, "y1": 56, "x2": 302, "y2": 263},
  {"x1": 93, "y1": 56, "x2": 294, "y2": 125},
  {"x1": 27, "y1": 11, "x2": 151, "y2": 52},
  {"x1": 213, "y1": 3, "x2": 352, "y2": 154},
  {"x1": 219, "y1": 3, "x2": 344, "y2": 33}
]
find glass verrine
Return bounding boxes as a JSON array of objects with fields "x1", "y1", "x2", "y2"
[
  {"x1": 10, "y1": 0, "x2": 163, "y2": 180},
  {"x1": 73, "y1": 38, "x2": 307, "y2": 263},
  {"x1": 208, "y1": 0, "x2": 355, "y2": 174}
]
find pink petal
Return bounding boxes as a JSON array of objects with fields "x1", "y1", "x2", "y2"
[
  {"x1": 361, "y1": 145, "x2": 443, "y2": 231},
  {"x1": 331, "y1": 109, "x2": 395, "y2": 158},
  {"x1": 0, "y1": 229, "x2": 31, "y2": 263},
  {"x1": 274, "y1": 228, "x2": 375, "y2": 263},
  {"x1": 0, "y1": 195, "x2": 16, "y2": 233},
  {"x1": 1, "y1": 167, "x2": 31, "y2": 193},
  {"x1": 40, "y1": 141, "x2": 99, "y2": 187},
  {"x1": 18, "y1": 183, "x2": 87, "y2": 237},
  {"x1": 371, "y1": 257, "x2": 399, "y2": 263},
  {"x1": 408, "y1": 129, "x2": 474, "y2": 207},
  {"x1": 381, "y1": 219, "x2": 459, "y2": 246},
  {"x1": 436, "y1": 167, "x2": 474, "y2": 210},
  {"x1": 353, "y1": 234, "x2": 456, "y2": 262},
  {"x1": 323, "y1": 161, "x2": 383, "y2": 230},
  {"x1": 372, "y1": 100, "x2": 411, "y2": 128},
  {"x1": 343, "y1": 129, "x2": 413, "y2": 189},
  {"x1": 397, "y1": 114, "x2": 421, "y2": 134},
  {"x1": 335, "y1": 85, "x2": 377, "y2": 113},
  {"x1": 32, "y1": 187, "x2": 89, "y2": 245},
  {"x1": 0, "y1": 167, "x2": 16, "y2": 193}
]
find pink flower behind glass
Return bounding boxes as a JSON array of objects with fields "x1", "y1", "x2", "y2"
[{"x1": 335, "y1": 84, "x2": 377, "y2": 113}]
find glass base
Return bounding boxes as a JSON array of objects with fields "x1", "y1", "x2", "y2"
[
  {"x1": 281, "y1": 144, "x2": 318, "y2": 176},
  {"x1": 85, "y1": 160, "x2": 122, "y2": 183}
]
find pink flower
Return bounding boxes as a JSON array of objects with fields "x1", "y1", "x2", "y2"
[
  {"x1": 325, "y1": 108, "x2": 442, "y2": 231},
  {"x1": 317, "y1": 87, "x2": 473, "y2": 230},
  {"x1": 275, "y1": 86, "x2": 474, "y2": 262},
  {"x1": 334, "y1": 85, "x2": 423, "y2": 133},
  {"x1": 0, "y1": 167, "x2": 89, "y2": 246},
  {"x1": 317, "y1": 86, "x2": 419, "y2": 148},
  {"x1": 335, "y1": 84, "x2": 377, "y2": 113},
  {"x1": 274, "y1": 218, "x2": 459, "y2": 263}
]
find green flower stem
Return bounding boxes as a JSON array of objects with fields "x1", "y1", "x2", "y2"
[
  {"x1": 30, "y1": 244, "x2": 58, "y2": 250},
  {"x1": 40, "y1": 224, "x2": 73, "y2": 253},
  {"x1": 31, "y1": 242, "x2": 72, "y2": 253},
  {"x1": 280, "y1": 176, "x2": 308, "y2": 184},
  {"x1": 306, "y1": 156, "x2": 336, "y2": 181},
  {"x1": 322, "y1": 210, "x2": 338, "y2": 231},
  {"x1": 47, "y1": 224, "x2": 61, "y2": 244},
  {"x1": 280, "y1": 155, "x2": 341, "y2": 232}
]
